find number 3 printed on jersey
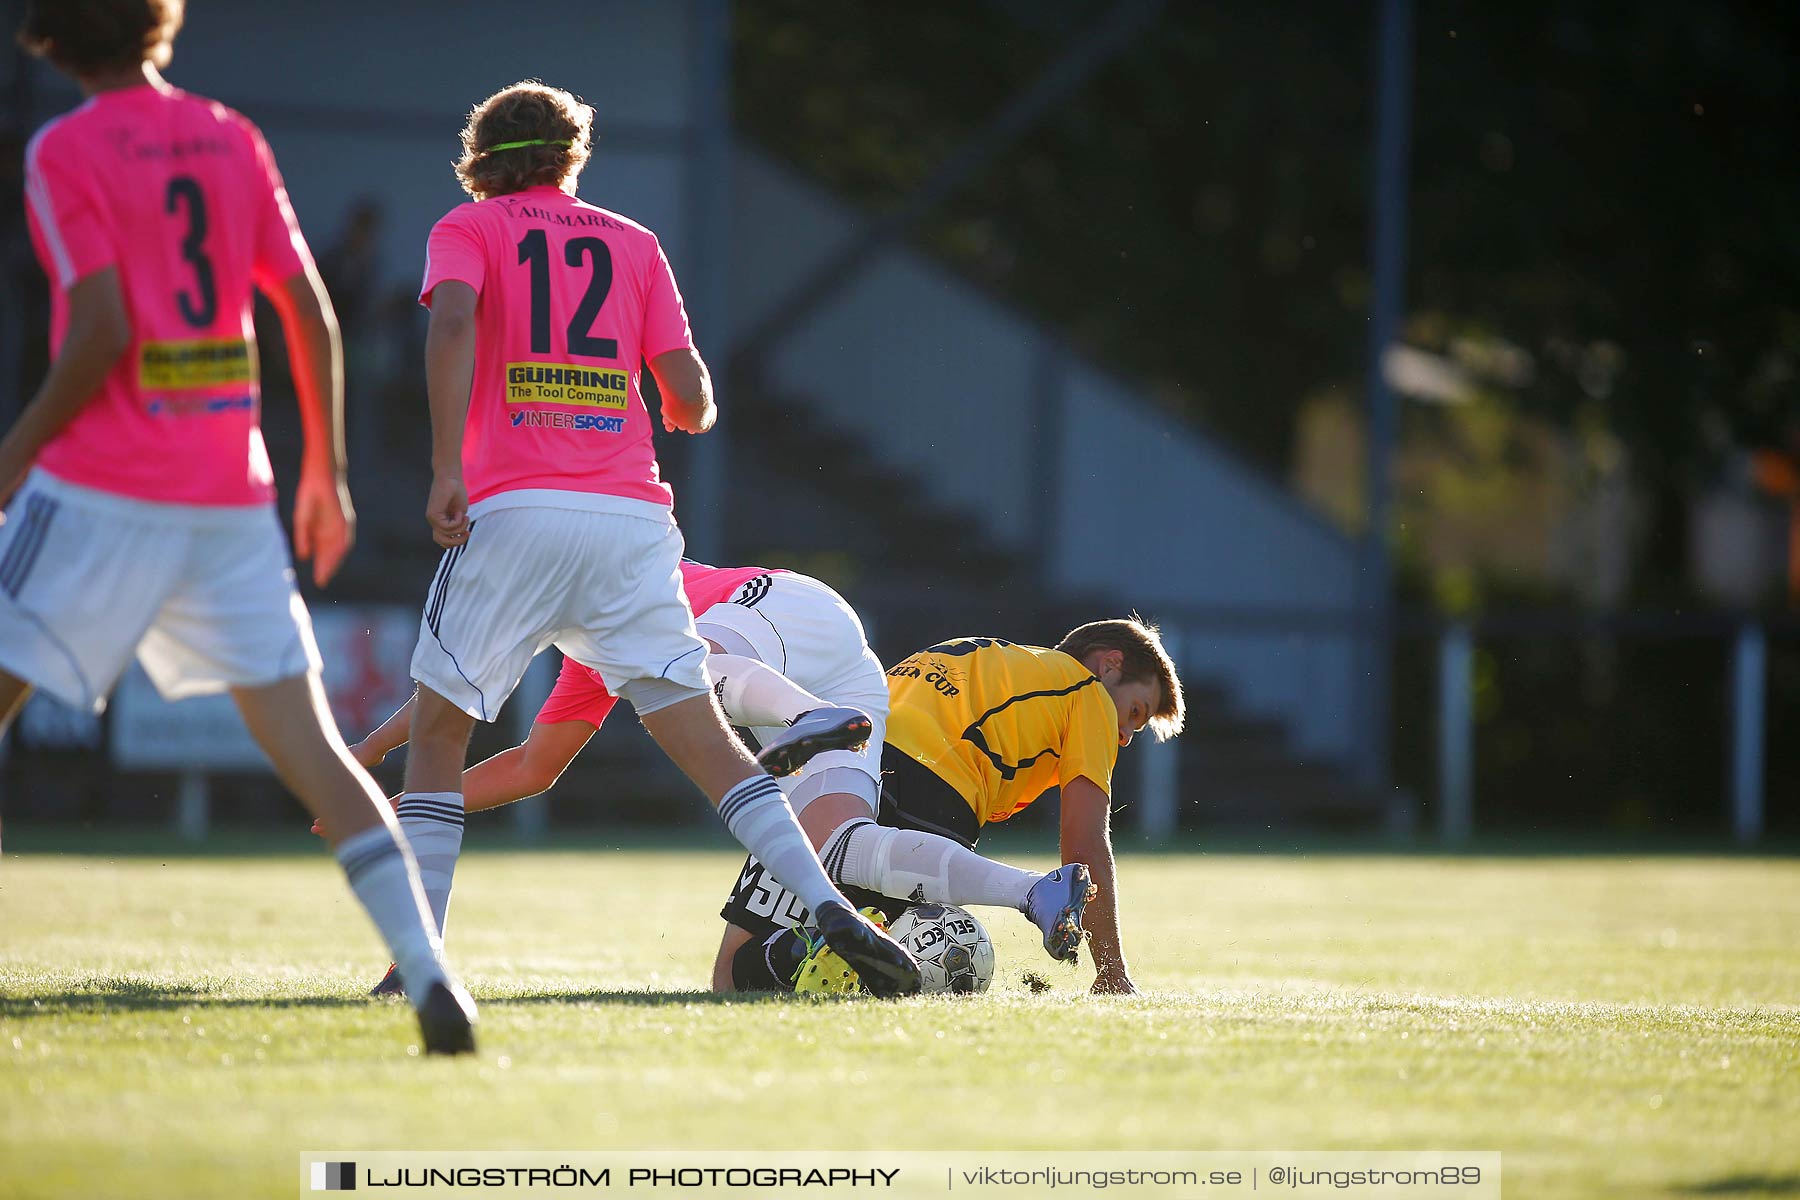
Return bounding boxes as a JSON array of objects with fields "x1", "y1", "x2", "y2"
[
  {"x1": 166, "y1": 175, "x2": 216, "y2": 327},
  {"x1": 517, "y1": 230, "x2": 618, "y2": 360}
]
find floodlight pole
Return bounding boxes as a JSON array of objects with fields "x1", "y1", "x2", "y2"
[{"x1": 1356, "y1": 0, "x2": 1415, "y2": 795}]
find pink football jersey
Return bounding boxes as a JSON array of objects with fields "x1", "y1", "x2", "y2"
[
  {"x1": 23, "y1": 82, "x2": 314, "y2": 505},
  {"x1": 535, "y1": 654, "x2": 621, "y2": 730},
  {"x1": 535, "y1": 561, "x2": 782, "y2": 728},
  {"x1": 418, "y1": 186, "x2": 694, "y2": 508}
]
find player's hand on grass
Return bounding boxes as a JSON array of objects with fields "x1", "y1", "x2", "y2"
[
  {"x1": 426, "y1": 473, "x2": 470, "y2": 548},
  {"x1": 1091, "y1": 967, "x2": 1138, "y2": 995},
  {"x1": 293, "y1": 468, "x2": 356, "y2": 586}
]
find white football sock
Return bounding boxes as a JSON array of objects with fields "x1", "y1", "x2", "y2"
[
  {"x1": 707, "y1": 654, "x2": 824, "y2": 728},
  {"x1": 825, "y1": 818, "x2": 1044, "y2": 911},
  {"x1": 394, "y1": 791, "x2": 465, "y2": 938},
  {"x1": 716, "y1": 773, "x2": 844, "y2": 916},
  {"x1": 335, "y1": 825, "x2": 449, "y2": 1005}
]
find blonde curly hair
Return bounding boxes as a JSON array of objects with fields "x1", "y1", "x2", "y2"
[{"x1": 454, "y1": 80, "x2": 594, "y2": 201}]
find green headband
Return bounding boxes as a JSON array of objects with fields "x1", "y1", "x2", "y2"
[{"x1": 484, "y1": 138, "x2": 572, "y2": 153}]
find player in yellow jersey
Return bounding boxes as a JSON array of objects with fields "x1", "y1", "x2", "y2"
[{"x1": 719, "y1": 619, "x2": 1184, "y2": 995}]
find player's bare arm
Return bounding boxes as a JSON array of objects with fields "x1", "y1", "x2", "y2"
[
  {"x1": 649, "y1": 347, "x2": 715, "y2": 434},
  {"x1": 349, "y1": 693, "x2": 418, "y2": 769},
  {"x1": 0, "y1": 267, "x2": 130, "y2": 515},
  {"x1": 351, "y1": 691, "x2": 583, "y2": 794},
  {"x1": 1060, "y1": 775, "x2": 1133, "y2": 994},
  {"x1": 316, "y1": 712, "x2": 594, "y2": 838},
  {"x1": 458, "y1": 720, "x2": 597, "y2": 811},
  {"x1": 265, "y1": 266, "x2": 352, "y2": 585},
  {"x1": 423, "y1": 280, "x2": 478, "y2": 547}
]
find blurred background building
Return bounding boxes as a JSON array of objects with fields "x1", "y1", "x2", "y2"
[{"x1": 1, "y1": 0, "x2": 1795, "y2": 842}]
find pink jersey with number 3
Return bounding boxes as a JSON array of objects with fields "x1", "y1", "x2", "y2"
[
  {"x1": 534, "y1": 561, "x2": 786, "y2": 728},
  {"x1": 23, "y1": 82, "x2": 314, "y2": 505},
  {"x1": 418, "y1": 186, "x2": 694, "y2": 509}
]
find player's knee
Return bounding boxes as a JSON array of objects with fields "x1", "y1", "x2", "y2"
[
  {"x1": 798, "y1": 790, "x2": 875, "y2": 851},
  {"x1": 410, "y1": 698, "x2": 475, "y2": 749}
]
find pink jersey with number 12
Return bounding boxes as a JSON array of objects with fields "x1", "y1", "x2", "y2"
[{"x1": 418, "y1": 185, "x2": 694, "y2": 510}]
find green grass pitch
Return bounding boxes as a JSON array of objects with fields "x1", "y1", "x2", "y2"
[{"x1": 3, "y1": 836, "x2": 1798, "y2": 1199}]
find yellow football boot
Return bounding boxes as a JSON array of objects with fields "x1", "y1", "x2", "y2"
[{"x1": 792, "y1": 907, "x2": 893, "y2": 996}]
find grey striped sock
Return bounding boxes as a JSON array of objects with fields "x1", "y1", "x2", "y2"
[
  {"x1": 717, "y1": 774, "x2": 843, "y2": 917},
  {"x1": 395, "y1": 791, "x2": 465, "y2": 938}
]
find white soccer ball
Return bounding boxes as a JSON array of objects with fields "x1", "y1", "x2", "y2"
[{"x1": 887, "y1": 903, "x2": 995, "y2": 994}]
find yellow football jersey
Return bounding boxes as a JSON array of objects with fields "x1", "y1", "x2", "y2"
[{"x1": 884, "y1": 637, "x2": 1120, "y2": 827}]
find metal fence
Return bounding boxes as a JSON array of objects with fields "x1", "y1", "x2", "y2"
[{"x1": 1126, "y1": 611, "x2": 1799, "y2": 844}]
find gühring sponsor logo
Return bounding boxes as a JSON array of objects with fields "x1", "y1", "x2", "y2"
[
  {"x1": 309, "y1": 1161, "x2": 355, "y2": 1191},
  {"x1": 506, "y1": 363, "x2": 628, "y2": 410},
  {"x1": 138, "y1": 337, "x2": 255, "y2": 390}
]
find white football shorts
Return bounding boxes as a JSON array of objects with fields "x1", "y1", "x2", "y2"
[
  {"x1": 410, "y1": 499, "x2": 711, "y2": 722},
  {"x1": 696, "y1": 570, "x2": 888, "y2": 814},
  {"x1": 0, "y1": 469, "x2": 321, "y2": 713}
]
